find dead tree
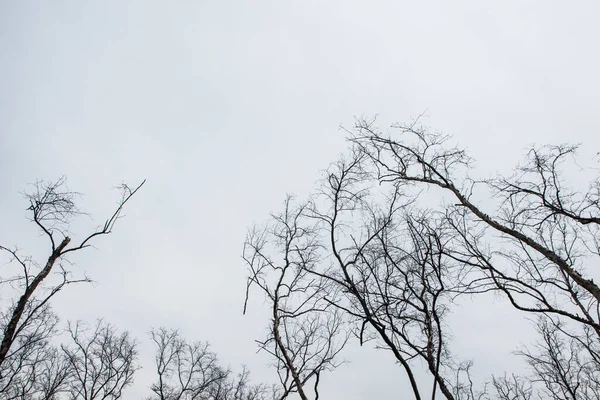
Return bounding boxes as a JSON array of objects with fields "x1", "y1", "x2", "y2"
[{"x1": 61, "y1": 320, "x2": 139, "y2": 400}]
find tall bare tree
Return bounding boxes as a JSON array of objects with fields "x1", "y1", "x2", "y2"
[
  {"x1": 244, "y1": 198, "x2": 349, "y2": 400},
  {"x1": 350, "y1": 118, "x2": 600, "y2": 398},
  {"x1": 245, "y1": 117, "x2": 600, "y2": 399},
  {"x1": 0, "y1": 178, "x2": 143, "y2": 397}
]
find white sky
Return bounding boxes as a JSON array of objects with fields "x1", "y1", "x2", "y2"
[{"x1": 1, "y1": 1, "x2": 600, "y2": 398}]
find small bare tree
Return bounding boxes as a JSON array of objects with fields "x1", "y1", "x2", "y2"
[
  {"x1": 490, "y1": 374, "x2": 533, "y2": 400},
  {"x1": 207, "y1": 366, "x2": 275, "y2": 400},
  {"x1": 149, "y1": 328, "x2": 272, "y2": 400},
  {"x1": 517, "y1": 317, "x2": 600, "y2": 400},
  {"x1": 0, "y1": 304, "x2": 71, "y2": 400},
  {"x1": 61, "y1": 320, "x2": 139, "y2": 400}
]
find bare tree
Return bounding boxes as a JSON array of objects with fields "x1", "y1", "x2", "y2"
[
  {"x1": 0, "y1": 304, "x2": 71, "y2": 400},
  {"x1": 0, "y1": 178, "x2": 144, "y2": 372},
  {"x1": 246, "y1": 117, "x2": 600, "y2": 399},
  {"x1": 149, "y1": 328, "x2": 273, "y2": 400},
  {"x1": 0, "y1": 178, "x2": 143, "y2": 397},
  {"x1": 490, "y1": 374, "x2": 533, "y2": 400},
  {"x1": 349, "y1": 118, "x2": 600, "y2": 397},
  {"x1": 517, "y1": 317, "x2": 600, "y2": 400},
  {"x1": 350, "y1": 119, "x2": 600, "y2": 327},
  {"x1": 61, "y1": 320, "x2": 139, "y2": 400},
  {"x1": 244, "y1": 153, "x2": 466, "y2": 399},
  {"x1": 244, "y1": 197, "x2": 349, "y2": 400},
  {"x1": 207, "y1": 366, "x2": 275, "y2": 400}
]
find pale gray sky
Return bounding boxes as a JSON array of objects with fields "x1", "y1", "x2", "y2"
[{"x1": 1, "y1": 1, "x2": 599, "y2": 398}]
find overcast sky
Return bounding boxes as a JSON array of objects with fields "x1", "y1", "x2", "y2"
[{"x1": 1, "y1": 1, "x2": 600, "y2": 398}]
